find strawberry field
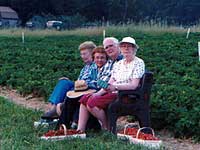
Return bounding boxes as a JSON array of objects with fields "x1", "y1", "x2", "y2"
[{"x1": 0, "y1": 28, "x2": 200, "y2": 140}]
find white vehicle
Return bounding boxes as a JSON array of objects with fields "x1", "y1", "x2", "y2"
[{"x1": 46, "y1": 20, "x2": 63, "y2": 30}]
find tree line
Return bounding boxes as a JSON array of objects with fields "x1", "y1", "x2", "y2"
[{"x1": 0, "y1": 0, "x2": 200, "y2": 26}]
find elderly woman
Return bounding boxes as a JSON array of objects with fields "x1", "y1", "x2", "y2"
[
  {"x1": 42, "y1": 41, "x2": 97, "y2": 119},
  {"x1": 77, "y1": 37, "x2": 145, "y2": 132}
]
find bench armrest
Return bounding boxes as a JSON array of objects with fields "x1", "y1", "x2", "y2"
[{"x1": 118, "y1": 89, "x2": 141, "y2": 97}]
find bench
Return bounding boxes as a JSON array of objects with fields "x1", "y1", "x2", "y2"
[{"x1": 107, "y1": 71, "x2": 153, "y2": 134}]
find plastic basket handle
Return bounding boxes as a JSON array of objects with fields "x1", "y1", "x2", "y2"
[
  {"x1": 124, "y1": 122, "x2": 140, "y2": 134},
  {"x1": 61, "y1": 124, "x2": 67, "y2": 135},
  {"x1": 136, "y1": 127, "x2": 155, "y2": 139}
]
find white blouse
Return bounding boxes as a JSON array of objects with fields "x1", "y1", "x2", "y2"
[{"x1": 111, "y1": 56, "x2": 145, "y2": 85}]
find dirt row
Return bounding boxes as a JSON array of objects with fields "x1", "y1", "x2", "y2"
[{"x1": 0, "y1": 86, "x2": 199, "y2": 150}]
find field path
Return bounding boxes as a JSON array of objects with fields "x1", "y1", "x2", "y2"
[
  {"x1": 0, "y1": 86, "x2": 50, "y2": 112},
  {"x1": 0, "y1": 86, "x2": 199, "y2": 150}
]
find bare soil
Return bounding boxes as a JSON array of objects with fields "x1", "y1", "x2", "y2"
[{"x1": 0, "y1": 86, "x2": 199, "y2": 150}]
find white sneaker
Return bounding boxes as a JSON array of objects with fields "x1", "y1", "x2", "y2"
[{"x1": 71, "y1": 122, "x2": 78, "y2": 129}]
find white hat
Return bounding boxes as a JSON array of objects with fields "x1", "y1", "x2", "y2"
[{"x1": 119, "y1": 37, "x2": 139, "y2": 49}]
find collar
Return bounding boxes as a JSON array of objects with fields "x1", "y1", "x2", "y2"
[
  {"x1": 116, "y1": 54, "x2": 123, "y2": 61},
  {"x1": 108, "y1": 54, "x2": 123, "y2": 63}
]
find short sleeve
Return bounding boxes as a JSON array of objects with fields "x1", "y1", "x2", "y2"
[{"x1": 132, "y1": 58, "x2": 145, "y2": 78}]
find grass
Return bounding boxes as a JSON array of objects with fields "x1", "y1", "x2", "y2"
[
  {"x1": 0, "y1": 27, "x2": 104, "y2": 37},
  {"x1": 0, "y1": 23, "x2": 200, "y2": 37},
  {"x1": 0, "y1": 97, "x2": 159, "y2": 150}
]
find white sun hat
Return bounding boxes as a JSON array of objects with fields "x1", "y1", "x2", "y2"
[{"x1": 119, "y1": 37, "x2": 139, "y2": 49}]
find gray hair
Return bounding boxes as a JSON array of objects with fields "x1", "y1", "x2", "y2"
[
  {"x1": 103, "y1": 37, "x2": 119, "y2": 46},
  {"x1": 79, "y1": 41, "x2": 96, "y2": 51}
]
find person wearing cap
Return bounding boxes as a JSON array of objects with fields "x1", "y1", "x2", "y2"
[
  {"x1": 77, "y1": 37, "x2": 145, "y2": 131},
  {"x1": 41, "y1": 41, "x2": 97, "y2": 119}
]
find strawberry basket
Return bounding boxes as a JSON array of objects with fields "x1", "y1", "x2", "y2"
[
  {"x1": 117, "y1": 123, "x2": 140, "y2": 140},
  {"x1": 40, "y1": 124, "x2": 86, "y2": 140},
  {"x1": 117, "y1": 123, "x2": 162, "y2": 148},
  {"x1": 129, "y1": 127, "x2": 162, "y2": 148}
]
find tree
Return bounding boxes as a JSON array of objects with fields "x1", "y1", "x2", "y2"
[
  {"x1": 77, "y1": 0, "x2": 109, "y2": 21},
  {"x1": 1, "y1": 0, "x2": 200, "y2": 26}
]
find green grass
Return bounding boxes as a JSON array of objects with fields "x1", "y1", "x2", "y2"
[
  {"x1": 0, "y1": 97, "x2": 157, "y2": 150},
  {"x1": 0, "y1": 23, "x2": 199, "y2": 37},
  {"x1": 0, "y1": 28, "x2": 104, "y2": 37}
]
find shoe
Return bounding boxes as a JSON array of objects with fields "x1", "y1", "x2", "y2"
[
  {"x1": 71, "y1": 122, "x2": 78, "y2": 129},
  {"x1": 34, "y1": 118, "x2": 59, "y2": 128},
  {"x1": 56, "y1": 103, "x2": 64, "y2": 116},
  {"x1": 41, "y1": 108, "x2": 58, "y2": 119}
]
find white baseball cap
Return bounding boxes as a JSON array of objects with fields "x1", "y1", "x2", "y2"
[{"x1": 119, "y1": 37, "x2": 139, "y2": 49}]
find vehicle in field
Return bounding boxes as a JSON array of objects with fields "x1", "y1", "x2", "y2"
[{"x1": 46, "y1": 20, "x2": 63, "y2": 30}]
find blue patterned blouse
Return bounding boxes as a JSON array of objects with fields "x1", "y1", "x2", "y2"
[{"x1": 78, "y1": 62, "x2": 98, "y2": 89}]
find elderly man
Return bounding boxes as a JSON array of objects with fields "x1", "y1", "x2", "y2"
[{"x1": 98, "y1": 37, "x2": 123, "y2": 82}]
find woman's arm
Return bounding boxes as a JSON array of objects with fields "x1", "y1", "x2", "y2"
[
  {"x1": 107, "y1": 78, "x2": 140, "y2": 92},
  {"x1": 114, "y1": 78, "x2": 140, "y2": 90}
]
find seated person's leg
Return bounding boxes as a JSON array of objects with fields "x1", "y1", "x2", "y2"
[
  {"x1": 86, "y1": 115, "x2": 101, "y2": 131},
  {"x1": 57, "y1": 97, "x2": 71, "y2": 128},
  {"x1": 71, "y1": 106, "x2": 80, "y2": 129},
  {"x1": 57, "y1": 97, "x2": 80, "y2": 128},
  {"x1": 87, "y1": 106, "x2": 108, "y2": 130},
  {"x1": 77, "y1": 102, "x2": 101, "y2": 132},
  {"x1": 77, "y1": 104, "x2": 90, "y2": 132},
  {"x1": 77, "y1": 94, "x2": 93, "y2": 131},
  {"x1": 87, "y1": 93, "x2": 117, "y2": 130},
  {"x1": 49, "y1": 79, "x2": 74, "y2": 105},
  {"x1": 56, "y1": 102, "x2": 64, "y2": 116},
  {"x1": 42, "y1": 79, "x2": 74, "y2": 118}
]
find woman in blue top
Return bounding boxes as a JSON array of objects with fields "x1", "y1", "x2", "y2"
[{"x1": 42, "y1": 41, "x2": 97, "y2": 119}]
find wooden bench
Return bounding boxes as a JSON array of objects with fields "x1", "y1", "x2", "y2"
[{"x1": 107, "y1": 71, "x2": 153, "y2": 134}]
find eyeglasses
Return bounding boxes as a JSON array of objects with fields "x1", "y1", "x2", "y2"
[
  {"x1": 104, "y1": 44, "x2": 114, "y2": 50},
  {"x1": 120, "y1": 44, "x2": 133, "y2": 49}
]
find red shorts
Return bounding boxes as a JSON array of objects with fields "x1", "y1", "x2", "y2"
[
  {"x1": 79, "y1": 93, "x2": 117, "y2": 109},
  {"x1": 79, "y1": 94, "x2": 91, "y2": 106}
]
